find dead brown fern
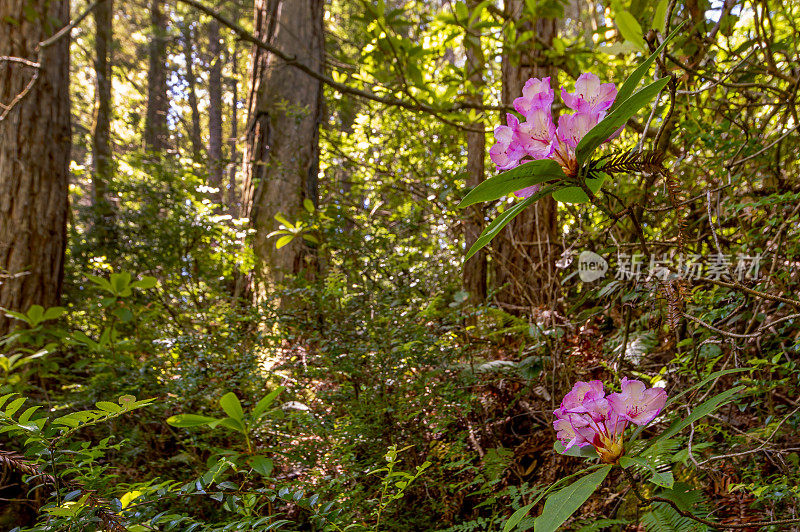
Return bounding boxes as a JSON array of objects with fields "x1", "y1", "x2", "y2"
[
  {"x1": 0, "y1": 447, "x2": 128, "y2": 531},
  {"x1": 590, "y1": 150, "x2": 666, "y2": 177}
]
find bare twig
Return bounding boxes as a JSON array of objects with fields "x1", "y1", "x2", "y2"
[{"x1": 176, "y1": 0, "x2": 509, "y2": 118}]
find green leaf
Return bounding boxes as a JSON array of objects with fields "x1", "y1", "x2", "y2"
[
  {"x1": 112, "y1": 307, "x2": 134, "y2": 323},
  {"x1": 533, "y1": 466, "x2": 612, "y2": 532},
  {"x1": 619, "y1": 456, "x2": 674, "y2": 488},
  {"x1": 17, "y1": 406, "x2": 41, "y2": 424},
  {"x1": 275, "y1": 235, "x2": 294, "y2": 249},
  {"x1": 665, "y1": 368, "x2": 748, "y2": 408},
  {"x1": 455, "y1": 0, "x2": 469, "y2": 21},
  {"x1": 166, "y1": 414, "x2": 219, "y2": 428},
  {"x1": 250, "y1": 455, "x2": 274, "y2": 477},
  {"x1": 653, "y1": 0, "x2": 668, "y2": 33},
  {"x1": 654, "y1": 385, "x2": 746, "y2": 444},
  {"x1": 273, "y1": 213, "x2": 294, "y2": 228},
  {"x1": 465, "y1": 185, "x2": 560, "y2": 260},
  {"x1": 253, "y1": 387, "x2": 285, "y2": 420},
  {"x1": 212, "y1": 417, "x2": 248, "y2": 434},
  {"x1": 5, "y1": 397, "x2": 26, "y2": 417},
  {"x1": 3, "y1": 310, "x2": 30, "y2": 325},
  {"x1": 303, "y1": 198, "x2": 316, "y2": 213},
  {"x1": 219, "y1": 392, "x2": 245, "y2": 422},
  {"x1": 42, "y1": 306, "x2": 66, "y2": 321},
  {"x1": 458, "y1": 159, "x2": 566, "y2": 208},
  {"x1": 110, "y1": 272, "x2": 132, "y2": 297},
  {"x1": 576, "y1": 76, "x2": 670, "y2": 165},
  {"x1": 96, "y1": 401, "x2": 123, "y2": 414},
  {"x1": 610, "y1": 20, "x2": 686, "y2": 113},
  {"x1": 552, "y1": 174, "x2": 607, "y2": 204},
  {"x1": 615, "y1": 10, "x2": 646, "y2": 50},
  {"x1": 554, "y1": 441, "x2": 599, "y2": 459},
  {"x1": 130, "y1": 276, "x2": 158, "y2": 290},
  {"x1": 503, "y1": 467, "x2": 599, "y2": 531},
  {"x1": 26, "y1": 305, "x2": 44, "y2": 326},
  {"x1": 87, "y1": 274, "x2": 114, "y2": 293}
]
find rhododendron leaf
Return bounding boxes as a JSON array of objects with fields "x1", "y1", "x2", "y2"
[
  {"x1": 576, "y1": 77, "x2": 670, "y2": 165},
  {"x1": 653, "y1": 385, "x2": 745, "y2": 445},
  {"x1": 554, "y1": 441, "x2": 598, "y2": 458},
  {"x1": 665, "y1": 367, "x2": 748, "y2": 408},
  {"x1": 458, "y1": 159, "x2": 566, "y2": 208},
  {"x1": 502, "y1": 466, "x2": 599, "y2": 531},
  {"x1": 610, "y1": 20, "x2": 686, "y2": 112},
  {"x1": 464, "y1": 184, "x2": 561, "y2": 261},
  {"x1": 552, "y1": 174, "x2": 607, "y2": 204},
  {"x1": 532, "y1": 466, "x2": 612, "y2": 532}
]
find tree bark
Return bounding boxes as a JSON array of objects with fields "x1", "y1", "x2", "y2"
[
  {"x1": 182, "y1": 19, "x2": 203, "y2": 160},
  {"x1": 144, "y1": 0, "x2": 169, "y2": 152},
  {"x1": 241, "y1": 0, "x2": 324, "y2": 296},
  {"x1": 92, "y1": 0, "x2": 115, "y2": 251},
  {"x1": 0, "y1": 0, "x2": 71, "y2": 335},
  {"x1": 227, "y1": 45, "x2": 239, "y2": 216},
  {"x1": 462, "y1": 0, "x2": 488, "y2": 303},
  {"x1": 208, "y1": 19, "x2": 224, "y2": 205},
  {"x1": 493, "y1": 0, "x2": 561, "y2": 315}
]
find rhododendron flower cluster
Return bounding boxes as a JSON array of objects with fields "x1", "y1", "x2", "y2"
[
  {"x1": 489, "y1": 73, "x2": 619, "y2": 198},
  {"x1": 554, "y1": 378, "x2": 667, "y2": 464}
]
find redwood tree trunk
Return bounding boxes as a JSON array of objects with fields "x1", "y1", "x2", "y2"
[
  {"x1": 182, "y1": 20, "x2": 203, "y2": 160},
  {"x1": 144, "y1": 0, "x2": 169, "y2": 152},
  {"x1": 493, "y1": 0, "x2": 561, "y2": 314},
  {"x1": 208, "y1": 19, "x2": 224, "y2": 205},
  {"x1": 462, "y1": 0, "x2": 488, "y2": 303},
  {"x1": 0, "y1": 0, "x2": 71, "y2": 335},
  {"x1": 241, "y1": 0, "x2": 324, "y2": 296},
  {"x1": 227, "y1": 45, "x2": 239, "y2": 216},
  {"x1": 92, "y1": 0, "x2": 115, "y2": 250}
]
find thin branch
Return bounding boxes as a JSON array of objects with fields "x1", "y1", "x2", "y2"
[
  {"x1": 39, "y1": 0, "x2": 101, "y2": 49},
  {"x1": 0, "y1": 56, "x2": 40, "y2": 68},
  {"x1": 175, "y1": 0, "x2": 509, "y2": 118},
  {"x1": 0, "y1": 0, "x2": 101, "y2": 122}
]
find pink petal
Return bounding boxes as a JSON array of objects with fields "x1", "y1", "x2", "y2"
[
  {"x1": 514, "y1": 77, "x2": 554, "y2": 117},
  {"x1": 514, "y1": 185, "x2": 540, "y2": 198}
]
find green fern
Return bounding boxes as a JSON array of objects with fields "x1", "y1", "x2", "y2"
[{"x1": 640, "y1": 482, "x2": 710, "y2": 532}]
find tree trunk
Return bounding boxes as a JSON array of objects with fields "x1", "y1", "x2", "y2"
[
  {"x1": 493, "y1": 0, "x2": 561, "y2": 315},
  {"x1": 227, "y1": 45, "x2": 239, "y2": 216},
  {"x1": 0, "y1": 0, "x2": 71, "y2": 335},
  {"x1": 208, "y1": 19, "x2": 224, "y2": 205},
  {"x1": 144, "y1": 0, "x2": 169, "y2": 152},
  {"x1": 241, "y1": 0, "x2": 324, "y2": 296},
  {"x1": 182, "y1": 20, "x2": 203, "y2": 160},
  {"x1": 462, "y1": 0, "x2": 488, "y2": 303},
  {"x1": 92, "y1": 0, "x2": 115, "y2": 251}
]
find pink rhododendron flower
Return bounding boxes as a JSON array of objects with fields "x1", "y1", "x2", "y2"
[
  {"x1": 515, "y1": 106, "x2": 556, "y2": 160},
  {"x1": 561, "y1": 380, "x2": 605, "y2": 412},
  {"x1": 607, "y1": 377, "x2": 668, "y2": 426},
  {"x1": 489, "y1": 72, "x2": 620, "y2": 191},
  {"x1": 561, "y1": 73, "x2": 617, "y2": 114},
  {"x1": 514, "y1": 76, "x2": 555, "y2": 118},
  {"x1": 489, "y1": 114, "x2": 527, "y2": 171},
  {"x1": 554, "y1": 378, "x2": 666, "y2": 464}
]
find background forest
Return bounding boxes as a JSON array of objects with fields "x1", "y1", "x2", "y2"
[{"x1": 1, "y1": 0, "x2": 799, "y2": 530}]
